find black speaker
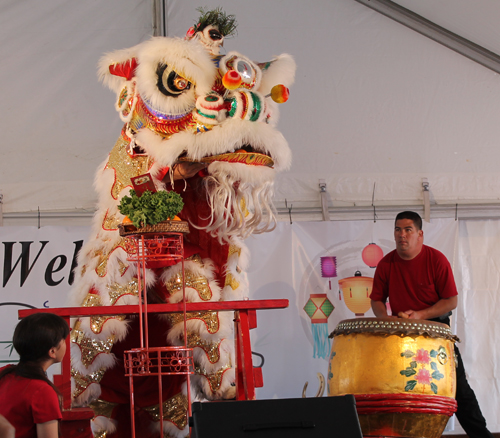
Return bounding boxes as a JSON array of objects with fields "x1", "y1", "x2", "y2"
[{"x1": 189, "y1": 395, "x2": 362, "y2": 438}]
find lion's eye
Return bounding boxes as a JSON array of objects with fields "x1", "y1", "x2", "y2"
[
  {"x1": 209, "y1": 29, "x2": 223, "y2": 41},
  {"x1": 156, "y1": 63, "x2": 191, "y2": 97},
  {"x1": 173, "y1": 76, "x2": 189, "y2": 90}
]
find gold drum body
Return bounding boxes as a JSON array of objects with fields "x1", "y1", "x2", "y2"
[{"x1": 327, "y1": 318, "x2": 458, "y2": 438}]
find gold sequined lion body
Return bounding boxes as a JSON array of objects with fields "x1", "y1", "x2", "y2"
[{"x1": 68, "y1": 8, "x2": 295, "y2": 438}]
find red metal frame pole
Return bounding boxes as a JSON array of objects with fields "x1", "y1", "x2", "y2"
[{"x1": 137, "y1": 236, "x2": 144, "y2": 349}]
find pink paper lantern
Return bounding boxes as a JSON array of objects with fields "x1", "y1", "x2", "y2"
[{"x1": 362, "y1": 243, "x2": 384, "y2": 268}]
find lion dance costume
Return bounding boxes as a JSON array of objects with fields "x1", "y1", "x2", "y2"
[{"x1": 68, "y1": 8, "x2": 295, "y2": 438}]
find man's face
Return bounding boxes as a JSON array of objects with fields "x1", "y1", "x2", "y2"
[{"x1": 394, "y1": 218, "x2": 423, "y2": 260}]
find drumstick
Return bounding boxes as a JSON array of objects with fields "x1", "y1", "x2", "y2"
[{"x1": 398, "y1": 311, "x2": 410, "y2": 319}]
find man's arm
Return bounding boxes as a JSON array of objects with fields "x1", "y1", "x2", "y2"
[
  {"x1": 400, "y1": 295, "x2": 457, "y2": 320},
  {"x1": 0, "y1": 415, "x2": 15, "y2": 438},
  {"x1": 371, "y1": 300, "x2": 396, "y2": 318},
  {"x1": 36, "y1": 420, "x2": 59, "y2": 438}
]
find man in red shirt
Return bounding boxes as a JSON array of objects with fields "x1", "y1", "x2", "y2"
[{"x1": 370, "y1": 211, "x2": 493, "y2": 438}]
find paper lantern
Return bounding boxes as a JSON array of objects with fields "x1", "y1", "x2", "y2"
[
  {"x1": 362, "y1": 243, "x2": 384, "y2": 268},
  {"x1": 304, "y1": 294, "x2": 335, "y2": 359},
  {"x1": 338, "y1": 271, "x2": 373, "y2": 316},
  {"x1": 320, "y1": 256, "x2": 337, "y2": 290}
]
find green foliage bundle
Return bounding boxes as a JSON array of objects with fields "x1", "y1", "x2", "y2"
[{"x1": 118, "y1": 190, "x2": 184, "y2": 228}]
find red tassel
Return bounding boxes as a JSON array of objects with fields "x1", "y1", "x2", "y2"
[{"x1": 339, "y1": 291, "x2": 341, "y2": 301}]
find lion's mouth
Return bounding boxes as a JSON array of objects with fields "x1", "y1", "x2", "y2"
[{"x1": 178, "y1": 145, "x2": 274, "y2": 168}]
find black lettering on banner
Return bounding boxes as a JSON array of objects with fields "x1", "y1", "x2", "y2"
[
  {"x1": 45, "y1": 255, "x2": 67, "y2": 286},
  {"x1": 3, "y1": 241, "x2": 49, "y2": 287},
  {"x1": 68, "y1": 240, "x2": 84, "y2": 286}
]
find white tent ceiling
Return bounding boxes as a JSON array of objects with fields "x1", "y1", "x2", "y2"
[{"x1": 2, "y1": 0, "x2": 500, "y2": 225}]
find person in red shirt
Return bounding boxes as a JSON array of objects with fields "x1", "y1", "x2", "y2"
[
  {"x1": 0, "y1": 313, "x2": 69, "y2": 438},
  {"x1": 370, "y1": 211, "x2": 493, "y2": 438}
]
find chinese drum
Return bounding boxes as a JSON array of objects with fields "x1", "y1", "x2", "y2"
[{"x1": 327, "y1": 318, "x2": 458, "y2": 438}]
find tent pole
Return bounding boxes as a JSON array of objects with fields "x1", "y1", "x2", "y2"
[
  {"x1": 353, "y1": 0, "x2": 500, "y2": 75},
  {"x1": 152, "y1": 0, "x2": 166, "y2": 37},
  {"x1": 319, "y1": 180, "x2": 330, "y2": 221},
  {"x1": 422, "y1": 178, "x2": 431, "y2": 223},
  {"x1": 0, "y1": 190, "x2": 3, "y2": 227}
]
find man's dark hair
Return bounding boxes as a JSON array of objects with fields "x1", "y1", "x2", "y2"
[{"x1": 395, "y1": 211, "x2": 422, "y2": 230}]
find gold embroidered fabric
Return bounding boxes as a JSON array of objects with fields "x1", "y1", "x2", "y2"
[
  {"x1": 118, "y1": 259, "x2": 128, "y2": 276},
  {"x1": 165, "y1": 270, "x2": 212, "y2": 301},
  {"x1": 224, "y1": 272, "x2": 239, "y2": 291},
  {"x1": 88, "y1": 399, "x2": 118, "y2": 419},
  {"x1": 95, "y1": 239, "x2": 127, "y2": 277},
  {"x1": 93, "y1": 431, "x2": 108, "y2": 438},
  {"x1": 102, "y1": 211, "x2": 121, "y2": 231},
  {"x1": 194, "y1": 364, "x2": 231, "y2": 392},
  {"x1": 82, "y1": 293, "x2": 102, "y2": 307},
  {"x1": 227, "y1": 245, "x2": 241, "y2": 258},
  {"x1": 90, "y1": 315, "x2": 126, "y2": 334},
  {"x1": 71, "y1": 328, "x2": 115, "y2": 367},
  {"x1": 186, "y1": 332, "x2": 221, "y2": 364},
  {"x1": 186, "y1": 254, "x2": 203, "y2": 263},
  {"x1": 80, "y1": 290, "x2": 126, "y2": 334},
  {"x1": 72, "y1": 367, "x2": 106, "y2": 398},
  {"x1": 106, "y1": 136, "x2": 152, "y2": 200},
  {"x1": 106, "y1": 279, "x2": 139, "y2": 305},
  {"x1": 143, "y1": 393, "x2": 188, "y2": 429},
  {"x1": 166, "y1": 311, "x2": 219, "y2": 334}
]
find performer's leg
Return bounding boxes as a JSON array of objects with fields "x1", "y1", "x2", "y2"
[{"x1": 454, "y1": 345, "x2": 494, "y2": 438}]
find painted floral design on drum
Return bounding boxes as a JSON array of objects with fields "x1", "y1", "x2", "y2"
[
  {"x1": 400, "y1": 347, "x2": 445, "y2": 394},
  {"x1": 328, "y1": 350, "x2": 336, "y2": 380}
]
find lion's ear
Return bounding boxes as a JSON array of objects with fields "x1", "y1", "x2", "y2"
[
  {"x1": 257, "y1": 54, "x2": 296, "y2": 96},
  {"x1": 97, "y1": 43, "x2": 144, "y2": 92},
  {"x1": 109, "y1": 58, "x2": 138, "y2": 81}
]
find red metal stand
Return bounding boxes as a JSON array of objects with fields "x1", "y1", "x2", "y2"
[
  {"x1": 19, "y1": 300, "x2": 289, "y2": 437},
  {"x1": 122, "y1": 232, "x2": 194, "y2": 438}
]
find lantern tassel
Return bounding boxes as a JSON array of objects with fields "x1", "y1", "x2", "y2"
[{"x1": 312, "y1": 323, "x2": 331, "y2": 359}]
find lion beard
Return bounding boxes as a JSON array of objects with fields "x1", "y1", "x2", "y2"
[{"x1": 198, "y1": 162, "x2": 277, "y2": 243}]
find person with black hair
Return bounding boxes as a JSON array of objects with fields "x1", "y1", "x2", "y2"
[
  {"x1": 370, "y1": 211, "x2": 494, "y2": 438},
  {"x1": 0, "y1": 313, "x2": 69, "y2": 438}
]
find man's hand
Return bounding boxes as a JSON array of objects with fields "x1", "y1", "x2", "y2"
[
  {"x1": 171, "y1": 162, "x2": 208, "y2": 180},
  {"x1": 399, "y1": 310, "x2": 423, "y2": 319},
  {"x1": 371, "y1": 300, "x2": 397, "y2": 318},
  {"x1": 398, "y1": 296, "x2": 457, "y2": 321}
]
